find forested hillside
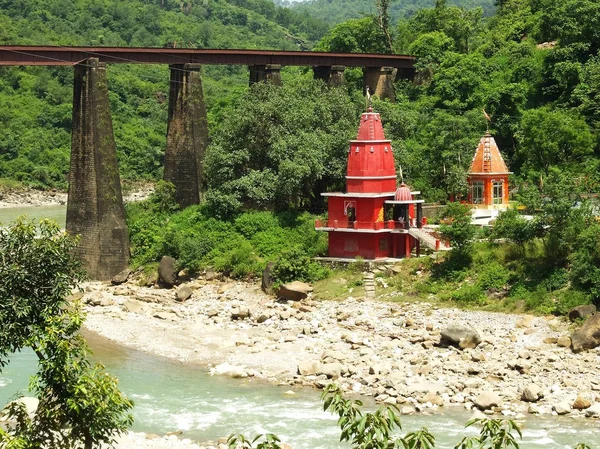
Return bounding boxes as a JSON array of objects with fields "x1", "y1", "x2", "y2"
[
  {"x1": 1, "y1": 0, "x2": 599, "y2": 202},
  {"x1": 290, "y1": 0, "x2": 496, "y2": 25},
  {"x1": 0, "y1": 0, "x2": 327, "y2": 187}
]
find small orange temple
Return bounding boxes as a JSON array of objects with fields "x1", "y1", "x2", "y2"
[
  {"x1": 315, "y1": 108, "x2": 426, "y2": 260},
  {"x1": 467, "y1": 133, "x2": 511, "y2": 208}
]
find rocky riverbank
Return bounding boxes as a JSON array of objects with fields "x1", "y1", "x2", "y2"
[
  {"x1": 0, "y1": 183, "x2": 153, "y2": 209},
  {"x1": 80, "y1": 273, "x2": 600, "y2": 436},
  {"x1": 0, "y1": 188, "x2": 67, "y2": 208}
]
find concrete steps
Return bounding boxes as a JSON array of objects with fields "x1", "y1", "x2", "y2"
[{"x1": 408, "y1": 227, "x2": 451, "y2": 251}]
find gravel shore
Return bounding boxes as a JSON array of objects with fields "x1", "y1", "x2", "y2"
[
  {"x1": 79, "y1": 274, "x2": 600, "y2": 447},
  {"x1": 0, "y1": 184, "x2": 153, "y2": 209}
]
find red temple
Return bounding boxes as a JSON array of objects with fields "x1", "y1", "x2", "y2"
[
  {"x1": 467, "y1": 133, "x2": 511, "y2": 208},
  {"x1": 315, "y1": 107, "x2": 425, "y2": 260}
]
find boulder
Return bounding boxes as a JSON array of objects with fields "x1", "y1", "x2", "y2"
[
  {"x1": 440, "y1": 325, "x2": 482, "y2": 349},
  {"x1": 516, "y1": 315, "x2": 534, "y2": 328},
  {"x1": 521, "y1": 384, "x2": 543, "y2": 402},
  {"x1": 553, "y1": 402, "x2": 571, "y2": 415},
  {"x1": 175, "y1": 286, "x2": 193, "y2": 302},
  {"x1": 111, "y1": 268, "x2": 131, "y2": 285},
  {"x1": 261, "y1": 262, "x2": 275, "y2": 294},
  {"x1": 211, "y1": 362, "x2": 247, "y2": 378},
  {"x1": 584, "y1": 403, "x2": 600, "y2": 417},
  {"x1": 318, "y1": 363, "x2": 343, "y2": 380},
  {"x1": 278, "y1": 281, "x2": 313, "y2": 302},
  {"x1": 571, "y1": 313, "x2": 600, "y2": 353},
  {"x1": 231, "y1": 308, "x2": 251, "y2": 320},
  {"x1": 0, "y1": 397, "x2": 39, "y2": 422},
  {"x1": 297, "y1": 360, "x2": 321, "y2": 376},
  {"x1": 556, "y1": 336, "x2": 571, "y2": 348},
  {"x1": 204, "y1": 268, "x2": 218, "y2": 281},
  {"x1": 572, "y1": 395, "x2": 591, "y2": 410},
  {"x1": 123, "y1": 298, "x2": 148, "y2": 315},
  {"x1": 568, "y1": 304, "x2": 597, "y2": 322},
  {"x1": 474, "y1": 391, "x2": 501, "y2": 410},
  {"x1": 421, "y1": 391, "x2": 444, "y2": 406},
  {"x1": 158, "y1": 256, "x2": 177, "y2": 288}
]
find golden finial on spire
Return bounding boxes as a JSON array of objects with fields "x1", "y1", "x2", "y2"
[{"x1": 483, "y1": 108, "x2": 491, "y2": 133}]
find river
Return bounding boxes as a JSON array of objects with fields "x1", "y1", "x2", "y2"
[{"x1": 1, "y1": 205, "x2": 599, "y2": 448}]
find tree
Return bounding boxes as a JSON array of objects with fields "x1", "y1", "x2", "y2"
[
  {"x1": 439, "y1": 202, "x2": 475, "y2": 254},
  {"x1": 314, "y1": 17, "x2": 388, "y2": 54},
  {"x1": 0, "y1": 219, "x2": 133, "y2": 449},
  {"x1": 517, "y1": 107, "x2": 594, "y2": 175},
  {"x1": 491, "y1": 208, "x2": 535, "y2": 253},
  {"x1": 203, "y1": 79, "x2": 360, "y2": 215}
]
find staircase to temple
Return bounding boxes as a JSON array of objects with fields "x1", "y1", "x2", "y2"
[
  {"x1": 408, "y1": 227, "x2": 451, "y2": 251},
  {"x1": 363, "y1": 271, "x2": 375, "y2": 298}
]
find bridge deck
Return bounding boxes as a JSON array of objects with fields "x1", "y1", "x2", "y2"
[{"x1": 0, "y1": 46, "x2": 415, "y2": 68}]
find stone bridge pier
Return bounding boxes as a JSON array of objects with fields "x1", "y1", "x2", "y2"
[
  {"x1": 313, "y1": 65, "x2": 346, "y2": 87},
  {"x1": 164, "y1": 64, "x2": 209, "y2": 207},
  {"x1": 249, "y1": 64, "x2": 282, "y2": 86},
  {"x1": 363, "y1": 66, "x2": 396, "y2": 102},
  {"x1": 66, "y1": 58, "x2": 129, "y2": 280}
]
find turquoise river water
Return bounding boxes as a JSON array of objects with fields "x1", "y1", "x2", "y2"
[{"x1": 1, "y1": 205, "x2": 599, "y2": 447}]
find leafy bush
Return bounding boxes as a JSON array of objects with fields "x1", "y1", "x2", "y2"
[
  {"x1": 553, "y1": 290, "x2": 592, "y2": 316},
  {"x1": 127, "y1": 205, "x2": 328, "y2": 280},
  {"x1": 234, "y1": 212, "x2": 279, "y2": 239},
  {"x1": 449, "y1": 283, "x2": 485, "y2": 305},
  {"x1": 272, "y1": 247, "x2": 328, "y2": 284},
  {"x1": 476, "y1": 262, "x2": 511, "y2": 290}
]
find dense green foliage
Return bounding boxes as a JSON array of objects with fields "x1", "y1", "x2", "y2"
[
  {"x1": 204, "y1": 79, "x2": 362, "y2": 216},
  {"x1": 0, "y1": 219, "x2": 133, "y2": 449},
  {"x1": 290, "y1": 0, "x2": 497, "y2": 27},
  {"x1": 126, "y1": 185, "x2": 328, "y2": 281},
  {"x1": 0, "y1": 0, "x2": 328, "y2": 188}
]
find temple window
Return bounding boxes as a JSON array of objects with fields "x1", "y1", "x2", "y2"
[
  {"x1": 493, "y1": 181, "x2": 503, "y2": 204},
  {"x1": 472, "y1": 181, "x2": 484, "y2": 204},
  {"x1": 379, "y1": 239, "x2": 388, "y2": 251}
]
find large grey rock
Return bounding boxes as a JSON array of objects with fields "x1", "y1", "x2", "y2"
[
  {"x1": 231, "y1": 308, "x2": 251, "y2": 321},
  {"x1": 278, "y1": 281, "x2": 313, "y2": 302},
  {"x1": 158, "y1": 256, "x2": 177, "y2": 288},
  {"x1": 584, "y1": 402, "x2": 600, "y2": 417},
  {"x1": 318, "y1": 363, "x2": 343, "y2": 380},
  {"x1": 211, "y1": 362, "x2": 247, "y2": 378},
  {"x1": 521, "y1": 384, "x2": 543, "y2": 402},
  {"x1": 0, "y1": 397, "x2": 39, "y2": 422},
  {"x1": 553, "y1": 402, "x2": 571, "y2": 415},
  {"x1": 122, "y1": 298, "x2": 148, "y2": 315},
  {"x1": 261, "y1": 262, "x2": 275, "y2": 294},
  {"x1": 571, "y1": 313, "x2": 600, "y2": 353},
  {"x1": 568, "y1": 304, "x2": 597, "y2": 322},
  {"x1": 111, "y1": 268, "x2": 131, "y2": 285},
  {"x1": 175, "y1": 286, "x2": 193, "y2": 302},
  {"x1": 474, "y1": 391, "x2": 501, "y2": 410},
  {"x1": 440, "y1": 325, "x2": 482, "y2": 349},
  {"x1": 297, "y1": 361, "x2": 321, "y2": 376}
]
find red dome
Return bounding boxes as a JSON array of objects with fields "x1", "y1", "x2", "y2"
[
  {"x1": 346, "y1": 109, "x2": 396, "y2": 193},
  {"x1": 394, "y1": 183, "x2": 412, "y2": 201}
]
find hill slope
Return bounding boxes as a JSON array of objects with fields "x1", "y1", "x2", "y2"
[{"x1": 290, "y1": 0, "x2": 496, "y2": 26}]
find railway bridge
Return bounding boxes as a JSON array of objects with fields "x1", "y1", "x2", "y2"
[{"x1": 0, "y1": 46, "x2": 415, "y2": 279}]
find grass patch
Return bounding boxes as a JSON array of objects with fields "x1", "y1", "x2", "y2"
[{"x1": 313, "y1": 269, "x2": 365, "y2": 301}]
